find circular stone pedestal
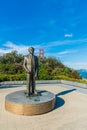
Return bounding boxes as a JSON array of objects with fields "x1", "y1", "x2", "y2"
[{"x1": 5, "y1": 90, "x2": 56, "y2": 116}]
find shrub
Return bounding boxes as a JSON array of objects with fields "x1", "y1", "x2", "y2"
[{"x1": 0, "y1": 73, "x2": 26, "y2": 81}]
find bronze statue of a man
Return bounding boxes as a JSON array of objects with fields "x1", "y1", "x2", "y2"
[{"x1": 23, "y1": 47, "x2": 38, "y2": 97}]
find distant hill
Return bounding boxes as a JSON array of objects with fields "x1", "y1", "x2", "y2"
[{"x1": 77, "y1": 69, "x2": 87, "y2": 79}]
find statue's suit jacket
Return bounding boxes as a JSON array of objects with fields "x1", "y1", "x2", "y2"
[{"x1": 23, "y1": 55, "x2": 38, "y2": 76}]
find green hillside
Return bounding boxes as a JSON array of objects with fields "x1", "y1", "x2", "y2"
[{"x1": 0, "y1": 51, "x2": 82, "y2": 81}]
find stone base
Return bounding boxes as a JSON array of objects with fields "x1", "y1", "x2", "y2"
[{"x1": 5, "y1": 90, "x2": 56, "y2": 116}]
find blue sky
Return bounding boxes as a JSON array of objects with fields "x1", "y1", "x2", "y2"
[{"x1": 0, "y1": 0, "x2": 87, "y2": 69}]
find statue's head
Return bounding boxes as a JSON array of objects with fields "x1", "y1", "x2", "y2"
[{"x1": 28, "y1": 47, "x2": 34, "y2": 54}]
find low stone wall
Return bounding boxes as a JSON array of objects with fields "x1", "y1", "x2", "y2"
[
  {"x1": 60, "y1": 80, "x2": 87, "y2": 89},
  {"x1": 0, "y1": 80, "x2": 87, "y2": 89},
  {"x1": 0, "y1": 81, "x2": 26, "y2": 85},
  {"x1": 36, "y1": 80, "x2": 61, "y2": 84},
  {"x1": 0, "y1": 80, "x2": 61, "y2": 85}
]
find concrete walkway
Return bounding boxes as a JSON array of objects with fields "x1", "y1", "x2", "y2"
[{"x1": 0, "y1": 84, "x2": 87, "y2": 130}]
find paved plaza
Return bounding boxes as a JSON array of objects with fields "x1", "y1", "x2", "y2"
[{"x1": 0, "y1": 84, "x2": 87, "y2": 130}]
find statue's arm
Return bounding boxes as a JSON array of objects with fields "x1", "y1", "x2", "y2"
[
  {"x1": 35, "y1": 56, "x2": 39, "y2": 77},
  {"x1": 23, "y1": 57, "x2": 29, "y2": 73}
]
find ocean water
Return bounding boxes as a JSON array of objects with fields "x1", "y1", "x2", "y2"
[{"x1": 79, "y1": 72, "x2": 87, "y2": 79}]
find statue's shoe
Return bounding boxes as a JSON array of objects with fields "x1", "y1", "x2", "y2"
[{"x1": 24, "y1": 92, "x2": 30, "y2": 97}]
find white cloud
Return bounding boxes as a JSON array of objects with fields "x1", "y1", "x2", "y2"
[
  {"x1": 0, "y1": 41, "x2": 41, "y2": 55},
  {"x1": 58, "y1": 50, "x2": 70, "y2": 55},
  {"x1": 57, "y1": 49, "x2": 78, "y2": 55},
  {"x1": 4, "y1": 41, "x2": 18, "y2": 49},
  {"x1": 44, "y1": 49, "x2": 78, "y2": 59},
  {"x1": 64, "y1": 62, "x2": 87, "y2": 70},
  {"x1": 0, "y1": 49, "x2": 8, "y2": 55},
  {"x1": 3, "y1": 41, "x2": 28, "y2": 54},
  {"x1": 43, "y1": 38, "x2": 87, "y2": 49},
  {"x1": 64, "y1": 33, "x2": 73, "y2": 38}
]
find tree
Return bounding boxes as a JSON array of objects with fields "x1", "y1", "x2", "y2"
[{"x1": 71, "y1": 71, "x2": 82, "y2": 79}]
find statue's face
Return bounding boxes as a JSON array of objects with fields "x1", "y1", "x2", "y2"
[{"x1": 29, "y1": 47, "x2": 34, "y2": 54}]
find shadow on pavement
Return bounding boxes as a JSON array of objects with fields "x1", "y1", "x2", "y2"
[
  {"x1": 55, "y1": 89, "x2": 76, "y2": 109},
  {"x1": 56, "y1": 89, "x2": 76, "y2": 96},
  {"x1": 55, "y1": 96, "x2": 65, "y2": 109}
]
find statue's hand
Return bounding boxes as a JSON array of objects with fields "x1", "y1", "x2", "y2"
[
  {"x1": 35, "y1": 72, "x2": 38, "y2": 77},
  {"x1": 26, "y1": 69, "x2": 30, "y2": 74},
  {"x1": 35, "y1": 74, "x2": 37, "y2": 77}
]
